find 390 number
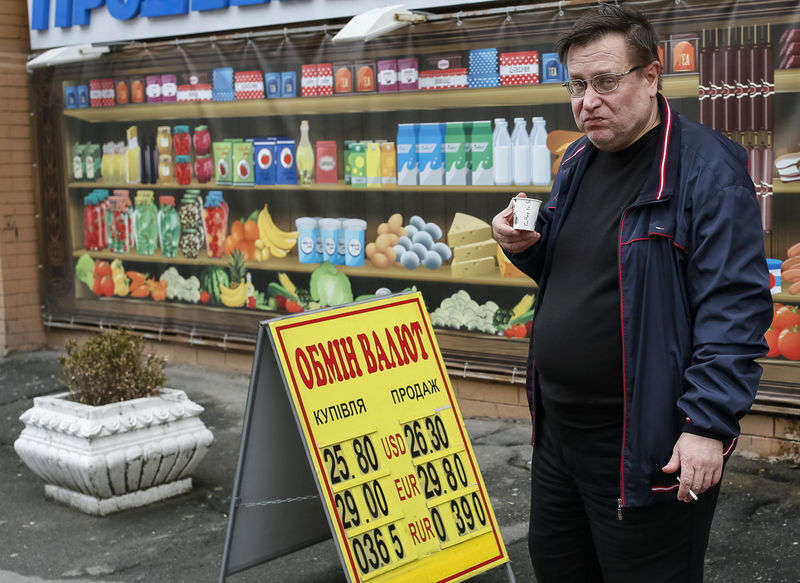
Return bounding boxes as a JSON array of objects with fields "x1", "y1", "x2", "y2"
[{"x1": 449, "y1": 492, "x2": 487, "y2": 536}]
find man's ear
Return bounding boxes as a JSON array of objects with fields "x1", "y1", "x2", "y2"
[{"x1": 645, "y1": 60, "x2": 661, "y2": 96}]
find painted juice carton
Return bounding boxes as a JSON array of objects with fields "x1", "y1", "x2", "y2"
[
  {"x1": 396, "y1": 123, "x2": 418, "y2": 185},
  {"x1": 213, "y1": 141, "x2": 233, "y2": 186},
  {"x1": 468, "y1": 120, "x2": 494, "y2": 185},
  {"x1": 276, "y1": 138, "x2": 297, "y2": 184},
  {"x1": 366, "y1": 142, "x2": 382, "y2": 188},
  {"x1": 381, "y1": 143, "x2": 396, "y2": 185},
  {"x1": 445, "y1": 121, "x2": 467, "y2": 186},
  {"x1": 315, "y1": 140, "x2": 338, "y2": 183},
  {"x1": 254, "y1": 139, "x2": 277, "y2": 185},
  {"x1": 232, "y1": 141, "x2": 254, "y2": 186},
  {"x1": 349, "y1": 143, "x2": 367, "y2": 188},
  {"x1": 417, "y1": 123, "x2": 445, "y2": 186}
]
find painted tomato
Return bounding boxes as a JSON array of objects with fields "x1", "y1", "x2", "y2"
[
  {"x1": 773, "y1": 305, "x2": 800, "y2": 331},
  {"x1": 771, "y1": 303, "x2": 784, "y2": 328},
  {"x1": 778, "y1": 326, "x2": 800, "y2": 361},
  {"x1": 100, "y1": 275, "x2": 114, "y2": 297},
  {"x1": 93, "y1": 260, "x2": 112, "y2": 278},
  {"x1": 764, "y1": 327, "x2": 781, "y2": 358},
  {"x1": 258, "y1": 147, "x2": 273, "y2": 169}
]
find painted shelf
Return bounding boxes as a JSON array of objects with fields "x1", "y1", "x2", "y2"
[
  {"x1": 67, "y1": 180, "x2": 553, "y2": 194},
  {"x1": 73, "y1": 249, "x2": 536, "y2": 288},
  {"x1": 61, "y1": 72, "x2": 718, "y2": 123}
]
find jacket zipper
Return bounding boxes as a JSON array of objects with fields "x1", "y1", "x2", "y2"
[
  {"x1": 616, "y1": 197, "x2": 670, "y2": 522},
  {"x1": 617, "y1": 206, "x2": 631, "y2": 522}
]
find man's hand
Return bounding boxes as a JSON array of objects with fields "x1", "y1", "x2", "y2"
[
  {"x1": 492, "y1": 193, "x2": 541, "y2": 253},
  {"x1": 662, "y1": 433, "x2": 724, "y2": 503}
]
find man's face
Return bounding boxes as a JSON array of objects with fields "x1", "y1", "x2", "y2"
[{"x1": 566, "y1": 33, "x2": 660, "y2": 151}]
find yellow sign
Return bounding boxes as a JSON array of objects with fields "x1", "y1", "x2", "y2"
[{"x1": 268, "y1": 292, "x2": 508, "y2": 583}]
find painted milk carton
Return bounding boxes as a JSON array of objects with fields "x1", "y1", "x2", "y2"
[
  {"x1": 468, "y1": 120, "x2": 494, "y2": 186},
  {"x1": 417, "y1": 123, "x2": 445, "y2": 186},
  {"x1": 445, "y1": 121, "x2": 467, "y2": 186},
  {"x1": 396, "y1": 124, "x2": 418, "y2": 186}
]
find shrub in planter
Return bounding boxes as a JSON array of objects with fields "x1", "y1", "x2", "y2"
[
  {"x1": 15, "y1": 328, "x2": 214, "y2": 515},
  {"x1": 59, "y1": 328, "x2": 166, "y2": 405}
]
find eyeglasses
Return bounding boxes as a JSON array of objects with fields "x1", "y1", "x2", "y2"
[{"x1": 562, "y1": 66, "x2": 643, "y2": 98}]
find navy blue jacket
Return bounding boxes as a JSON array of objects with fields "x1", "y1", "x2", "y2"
[{"x1": 506, "y1": 94, "x2": 773, "y2": 508}]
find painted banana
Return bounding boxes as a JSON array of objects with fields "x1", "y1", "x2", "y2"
[
  {"x1": 257, "y1": 204, "x2": 299, "y2": 257},
  {"x1": 253, "y1": 239, "x2": 270, "y2": 262},
  {"x1": 219, "y1": 279, "x2": 247, "y2": 308}
]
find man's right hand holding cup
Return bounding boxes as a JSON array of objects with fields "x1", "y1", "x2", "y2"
[{"x1": 492, "y1": 193, "x2": 541, "y2": 253}]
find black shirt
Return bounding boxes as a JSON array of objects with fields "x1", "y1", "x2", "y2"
[{"x1": 533, "y1": 125, "x2": 661, "y2": 430}]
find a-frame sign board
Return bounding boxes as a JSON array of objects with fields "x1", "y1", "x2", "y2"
[
  {"x1": 220, "y1": 292, "x2": 509, "y2": 582},
  {"x1": 219, "y1": 316, "x2": 330, "y2": 578}
]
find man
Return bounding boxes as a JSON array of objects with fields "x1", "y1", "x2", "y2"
[{"x1": 491, "y1": 5, "x2": 772, "y2": 582}]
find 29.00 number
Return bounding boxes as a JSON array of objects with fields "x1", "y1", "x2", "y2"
[{"x1": 334, "y1": 480, "x2": 390, "y2": 530}]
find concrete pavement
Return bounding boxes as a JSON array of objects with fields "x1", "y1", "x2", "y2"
[{"x1": 1, "y1": 349, "x2": 799, "y2": 582}]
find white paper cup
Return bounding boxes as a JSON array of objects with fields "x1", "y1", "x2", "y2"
[{"x1": 512, "y1": 197, "x2": 541, "y2": 231}]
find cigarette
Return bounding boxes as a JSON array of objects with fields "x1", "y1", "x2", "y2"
[{"x1": 677, "y1": 477, "x2": 699, "y2": 501}]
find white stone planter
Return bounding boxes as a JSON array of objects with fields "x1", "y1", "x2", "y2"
[{"x1": 14, "y1": 388, "x2": 214, "y2": 516}]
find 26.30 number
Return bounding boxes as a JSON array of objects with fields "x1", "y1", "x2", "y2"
[
  {"x1": 351, "y1": 524, "x2": 405, "y2": 575},
  {"x1": 403, "y1": 414, "x2": 450, "y2": 458}
]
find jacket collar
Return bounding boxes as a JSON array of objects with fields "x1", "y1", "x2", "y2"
[
  {"x1": 639, "y1": 93, "x2": 681, "y2": 203},
  {"x1": 560, "y1": 93, "x2": 681, "y2": 204}
]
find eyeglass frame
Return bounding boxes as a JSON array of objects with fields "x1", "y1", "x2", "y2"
[{"x1": 561, "y1": 65, "x2": 644, "y2": 98}]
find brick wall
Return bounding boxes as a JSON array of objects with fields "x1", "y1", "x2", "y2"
[
  {"x1": 739, "y1": 413, "x2": 800, "y2": 461},
  {"x1": 45, "y1": 329, "x2": 799, "y2": 461},
  {"x1": 0, "y1": 2, "x2": 45, "y2": 354}
]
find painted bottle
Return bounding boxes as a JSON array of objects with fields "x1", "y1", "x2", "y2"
[
  {"x1": 530, "y1": 117, "x2": 551, "y2": 186},
  {"x1": 297, "y1": 120, "x2": 314, "y2": 185},
  {"x1": 511, "y1": 117, "x2": 531, "y2": 185},
  {"x1": 492, "y1": 118, "x2": 512, "y2": 186}
]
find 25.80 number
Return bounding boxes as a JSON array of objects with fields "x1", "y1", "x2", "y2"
[{"x1": 323, "y1": 435, "x2": 380, "y2": 485}]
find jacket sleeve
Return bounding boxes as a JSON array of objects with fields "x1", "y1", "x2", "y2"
[
  {"x1": 502, "y1": 172, "x2": 563, "y2": 283},
  {"x1": 678, "y1": 181, "x2": 773, "y2": 441}
]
